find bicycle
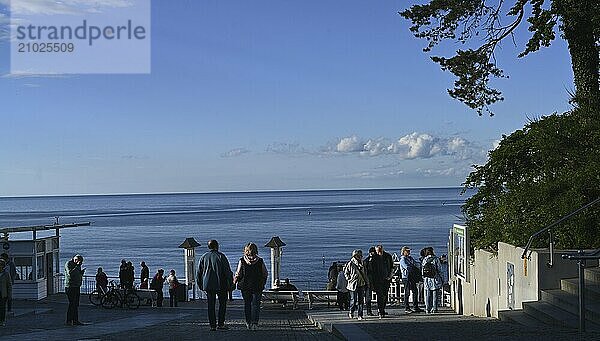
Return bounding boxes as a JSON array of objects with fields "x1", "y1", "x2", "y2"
[
  {"x1": 89, "y1": 286, "x2": 107, "y2": 306},
  {"x1": 101, "y1": 280, "x2": 141, "y2": 309}
]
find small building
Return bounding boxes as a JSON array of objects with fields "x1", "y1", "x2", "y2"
[{"x1": 0, "y1": 220, "x2": 90, "y2": 300}]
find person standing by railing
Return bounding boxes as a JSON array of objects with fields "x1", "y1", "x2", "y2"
[
  {"x1": 167, "y1": 269, "x2": 180, "y2": 307},
  {"x1": 344, "y1": 249, "x2": 368, "y2": 321},
  {"x1": 150, "y1": 269, "x2": 166, "y2": 307},
  {"x1": 95, "y1": 267, "x2": 108, "y2": 294},
  {"x1": 371, "y1": 245, "x2": 394, "y2": 318},
  {"x1": 140, "y1": 261, "x2": 150, "y2": 289},
  {"x1": 399, "y1": 246, "x2": 422, "y2": 313},
  {"x1": 363, "y1": 247, "x2": 376, "y2": 316},
  {"x1": 64, "y1": 254, "x2": 86, "y2": 326}
]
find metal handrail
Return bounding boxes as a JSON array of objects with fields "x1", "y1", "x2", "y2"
[
  {"x1": 561, "y1": 249, "x2": 600, "y2": 333},
  {"x1": 521, "y1": 197, "x2": 600, "y2": 266}
]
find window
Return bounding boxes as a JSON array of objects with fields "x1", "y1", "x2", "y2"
[
  {"x1": 14, "y1": 257, "x2": 33, "y2": 281},
  {"x1": 36, "y1": 241, "x2": 46, "y2": 252},
  {"x1": 37, "y1": 255, "x2": 45, "y2": 279}
]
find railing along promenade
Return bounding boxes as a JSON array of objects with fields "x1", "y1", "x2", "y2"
[{"x1": 521, "y1": 197, "x2": 600, "y2": 333}]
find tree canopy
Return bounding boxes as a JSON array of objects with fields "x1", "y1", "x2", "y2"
[
  {"x1": 401, "y1": 0, "x2": 600, "y2": 115},
  {"x1": 461, "y1": 105, "x2": 600, "y2": 251}
]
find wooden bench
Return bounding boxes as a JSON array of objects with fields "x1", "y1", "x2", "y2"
[
  {"x1": 303, "y1": 290, "x2": 338, "y2": 309},
  {"x1": 262, "y1": 290, "x2": 300, "y2": 309}
]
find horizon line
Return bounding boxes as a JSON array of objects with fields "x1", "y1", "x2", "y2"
[{"x1": 0, "y1": 185, "x2": 467, "y2": 199}]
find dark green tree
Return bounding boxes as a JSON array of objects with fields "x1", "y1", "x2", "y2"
[
  {"x1": 461, "y1": 106, "x2": 600, "y2": 251},
  {"x1": 401, "y1": 0, "x2": 600, "y2": 115}
]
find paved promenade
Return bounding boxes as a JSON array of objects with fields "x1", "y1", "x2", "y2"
[{"x1": 1, "y1": 295, "x2": 599, "y2": 340}]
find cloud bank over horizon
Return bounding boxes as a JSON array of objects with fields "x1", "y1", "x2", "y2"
[{"x1": 331, "y1": 132, "x2": 484, "y2": 161}]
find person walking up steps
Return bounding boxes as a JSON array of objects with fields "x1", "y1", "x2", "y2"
[
  {"x1": 422, "y1": 247, "x2": 443, "y2": 314},
  {"x1": 344, "y1": 249, "x2": 368, "y2": 321},
  {"x1": 234, "y1": 242, "x2": 268, "y2": 330},
  {"x1": 198, "y1": 239, "x2": 234, "y2": 331}
]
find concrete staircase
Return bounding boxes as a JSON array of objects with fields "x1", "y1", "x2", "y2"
[{"x1": 499, "y1": 267, "x2": 600, "y2": 331}]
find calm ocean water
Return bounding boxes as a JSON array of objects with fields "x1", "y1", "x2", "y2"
[{"x1": 0, "y1": 188, "x2": 468, "y2": 290}]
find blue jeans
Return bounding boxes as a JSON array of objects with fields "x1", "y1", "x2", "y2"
[
  {"x1": 242, "y1": 291, "x2": 262, "y2": 324},
  {"x1": 349, "y1": 286, "x2": 365, "y2": 317},
  {"x1": 403, "y1": 279, "x2": 419, "y2": 310},
  {"x1": 425, "y1": 289, "x2": 439, "y2": 313},
  {"x1": 206, "y1": 290, "x2": 228, "y2": 328}
]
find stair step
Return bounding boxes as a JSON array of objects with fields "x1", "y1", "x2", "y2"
[
  {"x1": 561, "y1": 278, "x2": 600, "y2": 302},
  {"x1": 541, "y1": 289, "x2": 600, "y2": 324},
  {"x1": 586, "y1": 267, "x2": 600, "y2": 284},
  {"x1": 523, "y1": 301, "x2": 600, "y2": 331},
  {"x1": 498, "y1": 309, "x2": 553, "y2": 329}
]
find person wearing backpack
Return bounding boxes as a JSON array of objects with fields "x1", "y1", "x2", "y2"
[
  {"x1": 421, "y1": 247, "x2": 443, "y2": 314},
  {"x1": 233, "y1": 242, "x2": 268, "y2": 330}
]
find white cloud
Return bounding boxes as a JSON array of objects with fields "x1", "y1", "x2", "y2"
[
  {"x1": 336, "y1": 135, "x2": 363, "y2": 153},
  {"x1": 221, "y1": 148, "x2": 250, "y2": 158},
  {"x1": 331, "y1": 132, "x2": 484, "y2": 161}
]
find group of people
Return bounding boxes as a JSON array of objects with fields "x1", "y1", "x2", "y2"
[
  {"x1": 333, "y1": 245, "x2": 449, "y2": 320},
  {"x1": 52, "y1": 240, "x2": 449, "y2": 331},
  {"x1": 93, "y1": 259, "x2": 180, "y2": 308},
  {"x1": 400, "y1": 246, "x2": 449, "y2": 314},
  {"x1": 196, "y1": 239, "x2": 269, "y2": 331},
  {"x1": 333, "y1": 245, "x2": 395, "y2": 320}
]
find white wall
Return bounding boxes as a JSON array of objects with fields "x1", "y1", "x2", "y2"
[{"x1": 453, "y1": 242, "x2": 598, "y2": 318}]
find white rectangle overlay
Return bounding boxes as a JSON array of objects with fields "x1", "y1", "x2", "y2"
[{"x1": 10, "y1": 0, "x2": 151, "y2": 75}]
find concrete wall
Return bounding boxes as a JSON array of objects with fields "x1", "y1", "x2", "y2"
[{"x1": 454, "y1": 242, "x2": 599, "y2": 318}]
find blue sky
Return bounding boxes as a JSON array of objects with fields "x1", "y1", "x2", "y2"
[{"x1": 0, "y1": 0, "x2": 575, "y2": 196}]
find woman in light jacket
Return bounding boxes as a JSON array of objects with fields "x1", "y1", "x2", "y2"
[
  {"x1": 422, "y1": 247, "x2": 443, "y2": 314},
  {"x1": 343, "y1": 249, "x2": 368, "y2": 320}
]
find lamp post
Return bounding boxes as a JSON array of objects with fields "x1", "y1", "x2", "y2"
[
  {"x1": 265, "y1": 236, "x2": 286, "y2": 289},
  {"x1": 178, "y1": 237, "x2": 200, "y2": 301}
]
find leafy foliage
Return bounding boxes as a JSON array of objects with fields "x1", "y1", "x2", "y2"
[
  {"x1": 400, "y1": 0, "x2": 600, "y2": 115},
  {"x1": 462, "y1": 106, "x2": 600, "y2": 251}
]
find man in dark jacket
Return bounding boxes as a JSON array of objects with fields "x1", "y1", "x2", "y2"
[
  {"x1": 197, "y1": 240, "x2": 233, "y2": 331},
  {"x1": 371, "y1": 244, "x2": 394, "y2": 318},
  {"x1": 363, "y1": 247, "x2": 376, "y2": 316},
  {"x1": 140, "y1": 261, "x2": 150, "y2": 289},
  {"x1": 64, "y1": 254, "x2": 85, "y2": 326}
]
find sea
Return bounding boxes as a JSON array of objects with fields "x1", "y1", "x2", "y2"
[{"x1": 0, "y1": 188, "x2": 469, "y2": 290}]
